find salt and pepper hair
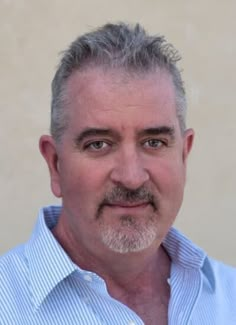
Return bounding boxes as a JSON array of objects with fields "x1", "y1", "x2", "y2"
[{"x1": 51, "y1": 23, "x2": 186, "y2": 142}]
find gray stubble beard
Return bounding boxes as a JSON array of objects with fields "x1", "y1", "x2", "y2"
[
  {"x1": 99, "y1": 211, "x2": 159, "y2": 254},
  {"x1": 96, "y1": 185, "x2": 159, "y2": 253}
]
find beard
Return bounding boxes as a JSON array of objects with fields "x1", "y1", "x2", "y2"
[
  {"x1": 99, "y1": 213, "x2": 160, "y2": 253},
  {"x1": 96, "y1": 185, "x2": 160, "y2": 253}
]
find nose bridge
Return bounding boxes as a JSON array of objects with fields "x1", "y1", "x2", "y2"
[{"x1": 110, "y1": 144, "x2": 149, "y2": 189}]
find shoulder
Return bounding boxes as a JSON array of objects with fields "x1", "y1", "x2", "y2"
[
  {"x1": 201, "y1": 255, "x2": 236, "y2": 311},
  {"x1": 206, "y1": 256, "x2": 236, "y2": 288},
  {"x1": 0, "y1": 244, "x2": 29, "y2": 290},
  {"x1": 194, "y1": 256, "x2": 236, "y2": 323},
  {"x1": 1, "y1": 243, "x2": 26, "y2": 269},
  {"x1": 0, "y1": 244, "x2": 37, "y2": 324}
]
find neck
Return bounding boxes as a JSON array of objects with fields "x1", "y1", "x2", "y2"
[
  {"x1": 52, "y1": 213, "x2": 171, "y2": 324},
  {"x1": 52, "y1": 213, "x2": 171, "y2": 293}
]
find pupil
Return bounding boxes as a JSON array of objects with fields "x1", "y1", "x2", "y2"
[
  {"x1": 95, "y1": 141, "x2": 102, "y2": 148},
  {"x1": 150, "y1": 140, "x2": 157, "y2": 146}
]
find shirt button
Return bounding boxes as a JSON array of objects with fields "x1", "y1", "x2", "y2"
[
  {"x1": 128, "y1": 321, "x2": 136, "y2": 325},
  {"x1": 83, "y1": 274, "x2": 93, "y2": 282}
]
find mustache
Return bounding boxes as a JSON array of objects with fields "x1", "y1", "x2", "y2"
[{"x1": 97, "y1": 185, "x2": 158, "y2": 217}]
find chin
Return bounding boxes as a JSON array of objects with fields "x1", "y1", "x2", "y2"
[{"x1": 100, "y1": 223, "x2": 158, "y2": 254}]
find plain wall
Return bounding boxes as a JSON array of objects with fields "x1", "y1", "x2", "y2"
[{"x1": 0, "y1": 0, "x2": 235, "y2": 265}]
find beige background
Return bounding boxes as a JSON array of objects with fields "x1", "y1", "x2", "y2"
[{"x1": 0, "y1": 0, "x2": 235, "y2": 265}]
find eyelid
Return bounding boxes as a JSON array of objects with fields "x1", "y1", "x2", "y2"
[
  {"x1": 84, "y1": 139, "x2": 106, "y2": 146},
  {"x1": 83, "y1": 139, "x2": 113, "y2": 151},
  {"x1": 142, "y1": 137, "x2": 168, "y2": 145},
  {"x1": 144, "y1": 140, "x2": 162, "y2": 148}
]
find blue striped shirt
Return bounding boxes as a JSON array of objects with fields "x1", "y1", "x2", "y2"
[{"x1": 1, "y1": 206, "x2": 236, "y2": 324}]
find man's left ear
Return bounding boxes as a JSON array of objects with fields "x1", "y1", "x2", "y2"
[
  {"x1": 183, "y1": 128, "x2": 194, "y2": 165},
  {"x1": 39, "y1": 135, "x2": 62, "y2": 198}
]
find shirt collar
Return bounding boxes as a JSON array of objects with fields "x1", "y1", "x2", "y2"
[
  {"x1": 25, "y1": 206, "x2": 77, "y2": 309},
  {"x1": 162, "y1": 227, "x2": 207, "y2": 269},
  {"x1": 162, "y1": 227, "x2": 216, "y2": 290}
]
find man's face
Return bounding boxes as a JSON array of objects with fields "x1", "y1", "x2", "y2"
[{"x1": 41, "y1": 68, "x2": 193, "y2": 255}]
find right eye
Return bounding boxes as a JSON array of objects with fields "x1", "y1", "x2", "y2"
[{"x1": 84, "y1": 141, "x2": 110, "y2": 151}]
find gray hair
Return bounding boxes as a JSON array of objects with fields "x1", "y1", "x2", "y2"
[{"x1": 51, "y1": 23, "x2": 187, "y2": 142}]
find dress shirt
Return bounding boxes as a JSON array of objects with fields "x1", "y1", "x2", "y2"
[{"x1": 1, "y1": 206, "x2": 236, "y2": 324}]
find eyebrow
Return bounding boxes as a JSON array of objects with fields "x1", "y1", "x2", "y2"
[
  {"x1": 74, "y1": 128, "x2": 121, "y2": 145},
  {"x1": 74, "y1": 125, "x2": 176, "y2": 146},
  {"x1": 138, "y1": 126, "x2": 175, "y2": 139}
]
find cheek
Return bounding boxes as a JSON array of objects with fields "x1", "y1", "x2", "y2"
[
  {"x1": 151, "y1": 157, "x2": 186, "y2": 192},
  {"x1": 59, "y1": 159, "x2": 108, "y2": 202}
]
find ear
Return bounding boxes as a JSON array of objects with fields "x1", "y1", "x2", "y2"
[
  {"x1": 39, "y1": 135, "x2": 62, "y2": 198},
  {"x1": 182, "y1": 128, "x2": 194, "y2": 165}
]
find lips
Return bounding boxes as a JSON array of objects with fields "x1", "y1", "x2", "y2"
[
  {"x1": 106, "y1": 202, "x2": 149, "y2": 208},
  {"x1": 103, "y1": 202, "x2": 151, "y2": 215},
  {"x1": 96, "y1": 198, "x2": 156, "y2": 220}
]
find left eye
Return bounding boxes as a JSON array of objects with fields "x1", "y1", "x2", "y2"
[
  {"x1": 86, "y1": 141, "x2": 108, "y2": 150},
  {"x1": 143, "y1": 139, "x2": 164, "y2": 148}
]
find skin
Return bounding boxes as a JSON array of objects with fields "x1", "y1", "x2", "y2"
[{"x1": 40, "y1": 67, "x2": 194, "y2": 324}]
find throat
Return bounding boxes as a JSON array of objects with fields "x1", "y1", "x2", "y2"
[
  {"x1": 103, "y1": 246, "x2": 171, "y2": 325},
  {"x1": 52, "y1": 217, "x2": 171, "y2": 325}
]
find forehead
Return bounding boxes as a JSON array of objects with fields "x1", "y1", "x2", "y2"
[{"x1": 64, "y1": 67, "x2": 178, "y2": 132}]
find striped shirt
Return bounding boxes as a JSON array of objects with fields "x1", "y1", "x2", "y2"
[{"x1": 1, "y1": 206, "x2": 236, "y2": 324}]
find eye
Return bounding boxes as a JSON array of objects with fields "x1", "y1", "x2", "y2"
[
  {"x1": 85, "y1": 141, "x2": 109, "y2": 151},
  {"x1": 143, "y1": 139, "x2": 165, "y2": 148}
]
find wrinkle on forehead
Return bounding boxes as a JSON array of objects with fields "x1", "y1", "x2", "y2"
[{"x1": 61, "y1": 67, "x2": 180, "y2": 139}]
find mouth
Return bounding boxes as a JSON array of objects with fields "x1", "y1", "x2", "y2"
[
  {"x1": 96, "y1": 186, "x2": 158, "y2": 219},
  {"x1": 106, "y1": 202, "x2": 150, "y2": 208},
  {"x1": 102, "y1": 202, "x2": 152, "y2": 215},
  {"x1": 96, "y1": 201, "x2": 154, "y2": 220}
]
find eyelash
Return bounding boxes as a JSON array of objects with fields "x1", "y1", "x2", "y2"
[
  {"x1": 83, "y1": 138, "x2": 167, "y2": 152},
  {"x1": 143, "y1": 139, "x2": 166, "y2": 148},
  {"x1": 84, "y1": 141, "x2": 110, "y2": 151}
]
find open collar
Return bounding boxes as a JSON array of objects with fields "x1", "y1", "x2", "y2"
[
  {"x1": 25, "y1": 206, "x2": 77, "y2": 309},
  {"x1": 25, "y1": 206, "x2": 214, "y2": 309},
  {"x1": 163, "y1": 227, "x2": 207, "y2": 269}
]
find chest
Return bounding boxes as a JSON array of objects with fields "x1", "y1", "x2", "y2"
[
  {"x1": 132, "y1": 302, "x2": 168, "y2": 325},
  {"x1": 121, "y1": 289, "x2": 169, "y2": 325}
]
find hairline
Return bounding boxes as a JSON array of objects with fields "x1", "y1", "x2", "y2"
[
  {"x1": 50, "y1": 23, "x2": 187, "y2": 142},
  {"x1": 53, "y1": 64, "x2": 186, "y2": 144}
]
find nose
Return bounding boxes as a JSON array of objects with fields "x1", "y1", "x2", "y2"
[{"x1": 110, "y1": 147, "x2": 150, "y2": 189}]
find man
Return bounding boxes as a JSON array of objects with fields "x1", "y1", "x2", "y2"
[{"x1": 1, "y1": 23, "x2": 235, "y2": 325}]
